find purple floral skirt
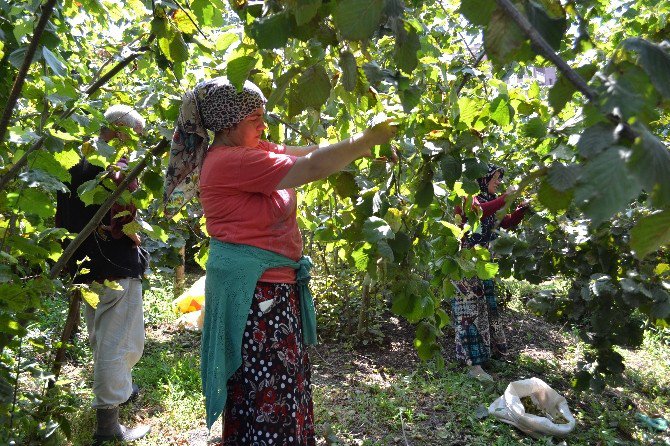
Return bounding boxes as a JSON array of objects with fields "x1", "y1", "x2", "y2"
[{"x1": 222, "y1": 282, "x2": 315, "y2": 446}]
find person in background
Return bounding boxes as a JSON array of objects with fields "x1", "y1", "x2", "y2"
[
  {"x1": 452, "y1": 164, "x2": 529, "y2": 382},
  {"x1": 163, "y1": 78, "x2": 396, "y2": 445},
  {"x1": 56, "y1": 105, "x2": 150, "y2": 444}
]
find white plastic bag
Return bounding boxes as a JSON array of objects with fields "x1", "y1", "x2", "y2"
[
  {"x1": 176, "y1": 309, "x2": 204, "y2": 331},
  {"x1": 489, "y1": 377, "x2": 576, "y2": 438}
]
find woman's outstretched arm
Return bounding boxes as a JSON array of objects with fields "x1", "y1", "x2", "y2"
[{"x1": 276, "y1": 122, "x2": 396, "y2": 189}]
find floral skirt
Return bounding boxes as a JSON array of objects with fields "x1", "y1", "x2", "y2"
[
  {"x1": 451, "y1": 278, "x2": 507, "y2": 366},
  {"x1": 222, "y1": 282, "x2": 315, "y2": 446}
]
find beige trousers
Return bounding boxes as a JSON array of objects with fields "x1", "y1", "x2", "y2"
[{"x1": 84, "y1": 278, "x2": 144, "y2": 409}]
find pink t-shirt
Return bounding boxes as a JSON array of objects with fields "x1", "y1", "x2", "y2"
[{"x1": 199, "y1": 140, "x2": 302, "y2": 283}]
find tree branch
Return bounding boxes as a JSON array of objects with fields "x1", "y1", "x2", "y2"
[
  {"x1": 267, "y1": 113, "x2": 318, "y2": 145},
  {"x1": 84, "y1": 35, "x2": 155, "y2": 95},
  {"x1": 0, "y1": 0, "x2": 59, "y2": 143},
  {"x1": 173, "y1": 0, "x2": 209, "y2": 41},
  {"x1": 494, "y1": 0, "x2": 638, "y2": 140},
  {"x1": 0, "y1": 136, "x2": 46, "y2": 192},
  {"x1": 0, "y1": 35, "x2": 155, "y2": 192},
  {"x1": 494, "y1": 0, "x2": 597, "y2": 102},
  {"x1": 455, "y1": 50, "x2": 486, "y2": 96}
]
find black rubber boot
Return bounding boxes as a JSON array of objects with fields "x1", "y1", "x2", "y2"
[
  {"x1": 121, "y1": 383, "x2": 140, "y2": 406},
  {"x1": 93, "y1": 407, "x2": 150, "y2": 445}
]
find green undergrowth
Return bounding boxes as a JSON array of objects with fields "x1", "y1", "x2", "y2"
[{"x1": 35, "y1": 273, "x2": 669, "y2": 445}]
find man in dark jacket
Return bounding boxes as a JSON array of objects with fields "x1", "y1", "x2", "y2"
[{"x1": 56, "y1": 105, "x2": 150, "y2": 444}]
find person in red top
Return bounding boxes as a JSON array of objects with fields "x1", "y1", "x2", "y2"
[
  {"x1": 452, "y1": 164, "x2": 529, "y2": 381},
  {"x1": 163, "y1": 78, "x2": 396, "y2": 445}
]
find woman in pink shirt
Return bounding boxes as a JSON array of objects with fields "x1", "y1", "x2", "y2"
[{"x1": 164, "y1": 78, "x2": 395, "y2": 445}]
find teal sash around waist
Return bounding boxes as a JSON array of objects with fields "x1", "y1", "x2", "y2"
[{"x1": 200, "y1": 239, "x2": 316, "y2": 429}]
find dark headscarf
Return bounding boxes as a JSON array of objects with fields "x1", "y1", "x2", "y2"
[
  {"x1": 464, "y1": 164, "x2": 505, "y2": 248},
  {"x1": 163, "y1": 78, "x2": 266, "y2": 213},
  {"x1": 476, "y1": 164, "x2": 504, "y2": 203}
]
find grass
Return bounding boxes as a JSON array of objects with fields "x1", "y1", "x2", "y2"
[{"x1": 30, "y1": 273, "x2": 669, "y2": 445}]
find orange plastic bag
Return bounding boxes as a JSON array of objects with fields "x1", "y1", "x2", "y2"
[{"x1": 173, "y1": 275, "x2": 206, "y2": 314}]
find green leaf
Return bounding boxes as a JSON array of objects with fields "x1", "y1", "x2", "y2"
[
  {"x1": 547, "y1": 162, "x2": 581, "y2": 191},
  {"x1": 538, "y1": 178, "x2": 572, "y2": 213},
  {"x1": 168, "y1": 33, "x2": 189, "y2": 64},
  {"x1": 227, "y1": 55, "x2": 258, "y2": 91},
  {"x1": 216, "y1": 33, "x2": 239, "y2": 52},
  {"x1": 28, "y1": 151, "x2": 70, "y2": 183},
  {"x1": 339, "y1": 50, "x2": 358, "y2": 92},
  {"x1": 0, "y1": 314, "x2": 27, "y2": 337},
  {"x1": 352, "y1": 244, "x2": 372, "y2": 271},
  {"x1": 414, "y1": 321, "x2": 439, "y2": 360},
  {"x1": 630, "y1": 210, "x2": 670, "y2": 259},
  {"x1": 463, "y1": 158, "x2": 488, "y2": 179},
  {"x1": 484, "y1": 7, "x2": 529, "y2": 66},
  {"x1": 293, "y1": 0, "x2": 321, "y2": 26},
  {"x1": 11, "y1": 189, "x2": 53, "y2": 218},
  {"x1": 549, "y1": 64, "x2": 597, "y2": 115},
  {"x1": 267, "y1": 67, "x2": 301, "y2": 111},
  {"x1": 628, "y1": 126, "x2": 670, "y2": 206},
  {"x1": 196, "y1": 243, "x2": 209, "y2": 271},
  {"x1": 173, "y1": 9, "x2": 197, "y2": 34},
  {"x1": 19, "y1": 170, "x2": 67, "y2": 193},
  {"x1": 139, "y1": 220, "x2": 170, "y2": 243},
  {"x1": 388, "y1": 231, "x2": 412, "y2": 259},
  {"x1": 399, "y1": 85, "x2": 421, "y2": 113},
  {"x1": 192, "y1": 0, "x2": 225, "y2": 27},
  {"x1": 440, "y1": 155, "x2": 462, "y2": 187},
  {"x1": 574, "y1": 147, "x2": 642, "y2": 225},
  {"x1": 476, "y1": 260, "x2": 498, "y2": 280},
  {"x1": 460, "y1": 0, "x2": 496, "y2": 26},
  {"x1": 548, "y1": 64, "x2": 596, "y2": 114},
  {"x1": 620, "y1": 38, "x2": 670, "y2": 99},
  {"x1": 141, "y1": 170, "x2": 163, "y2": 195},
  {"x1": 332, "y1": 171, "x2": 358, "y2": 198},
  {"x1": 362, "y1": 61, "x2": 395, "y2": 85},
  {"x1": 250, "y1": 12, "x2": 291, "y2": 50},
  {"x1": 651, "y1": 291, "x2": 670, "y2": 320},
  {"x1": 489, "y1": 96, "x2": 512, "y2": 127},
  {"x1": 601, "y1": 62, "x2": 657, "y2": 123},
  {"x1": 9, "y1": 47, "x2": 37, "y2": 69},
  {"x1": 490, "y1": 235, "x2": 516, "y2": 256},
  {"x1": 391, "y1": 290, "x2": 434, "y2": 323},
  {"x1": 522, "y1": 117, "x2": 546, "y2": 138},
  {"x1": 293, "y1": 64, "x2": 331, "y2": 111},
  {"x1": 414, "y1": 178, "x2": 434, "y2": 208},
  {"x1": 457, "y1": 96, "x2": 480, "y2": 126},
  {"x1": 525, "y1": 0, "x2": 567, "y2": 51},
  {"x1": 8, "y1": 235, "x2": 49, "y2": 259},
  {"x1": 362, "y1": 216, "x2": 394, "y2": 243},
  {"x1": 376, "y1": 239, "x2": 395, "y2": 262},
  {"x1": 577, "y1": 122, "x2": 617, "y2": 159},
  {"x1": 42, "y1": 47, "x2": 67, "y2": 76},
  {"x1": 334, "y1": 0, "x2": 385, "y2": 41},
  {"x1": 394, "y1": 21, "x2": 420, "y2": 74},
  {"x1": 77, "y1": 179, "x2": 108, "y2": 206}
]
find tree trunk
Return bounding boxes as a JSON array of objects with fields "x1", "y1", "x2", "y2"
[
  {"x1": 49, "y1": 288, "x2": 82, "y2": 388},
  {"x1": 356, "y1": 282, "x2": 371, "y2": 339},
  {"x1": 174, "y1": 246, "x2": 186, "y2": 297}
]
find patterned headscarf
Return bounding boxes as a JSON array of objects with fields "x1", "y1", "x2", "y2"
[{"x1": 163, "y1": 77, "x2": 266, "y2": 213}]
